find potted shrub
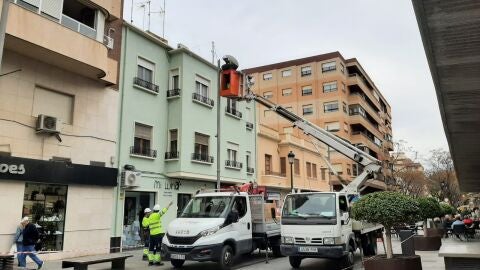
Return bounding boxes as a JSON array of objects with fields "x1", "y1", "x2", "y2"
[
  {"x1": 352, "y1": 191, "x2": 422, "y2": 270},
  {"x1": 414, "y1": 197, "x2": 443, "y2": 250}
]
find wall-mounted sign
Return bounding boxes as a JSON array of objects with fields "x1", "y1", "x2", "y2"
[{"x1": 154, "y1": 179, "x2": 182, "y2": 191}]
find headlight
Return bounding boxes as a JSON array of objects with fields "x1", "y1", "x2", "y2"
[
  {"x1": 200, "y1": 226, "x2": 220, "y2": 237},
  {"x1": 323, "y1": 237, "x2": 335, "y2": 245},
  {"x1": 282, "y1": 236, "x2": 294, "y2": 244}
]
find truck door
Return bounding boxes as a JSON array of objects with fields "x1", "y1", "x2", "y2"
[
  {"x1": 231, "y1": 196, "x2": 252, "y2": 254},
  {"x1": 339, "y1": 195, "x2": 353, "y2": 243}
]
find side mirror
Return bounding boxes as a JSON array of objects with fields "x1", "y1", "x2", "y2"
[{"x1": 271, "y1": 208, "x2": 276, "y2": 220}]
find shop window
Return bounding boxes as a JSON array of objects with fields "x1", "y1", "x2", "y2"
[
  {"x1": 22, "y1": 183, "x2": 67, "y2": 251},
  {"x1": 123, "y1": 191, "x2": 156, "y2": 248}
]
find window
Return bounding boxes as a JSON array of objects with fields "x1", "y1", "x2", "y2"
[
  {"x1": 321, "y1": 168, "x2": 326, "y2": 180},
  {"x1": 347, "y1": 167, "x2": 351, "y2": 175},
  {"x1": 325, "y1": 122, "x2": 340, "y2": 132},
  {"x1": 349, "y1": 105, "x2": 366, "y2": 117},
  {"x1": 324, "y1": 101, "x2": 339, "y2": 113},
  {"x1": 227, "y1": 98, "x2": 238, "y2": 112},
  {"x1": 282, "y1": 69, "x2": 292, "y2": 77},
  {"x1": 177, "y1": 194, "x2": 192, "y2": 217},
  {"x1": 352, "y1": 164, "x2": 358, "y2": 177},
  {"x1": 194, "y1": 133, "x2": 209, "y2": 157},
  {"x1": 133, "y1": 123, "x2": 153, "y2": 157},
  {"x1": 263, "y1": 73, "x2": 273, "y2": 80},
  {"x1": 330, "y1": 164, "x2": 343, "y2": 175},
  {"x1": 169, "y1": 129, "x2": 178, "y2": 153},
  {"x1": 137, "y1": 57, "x2": 154, "y2": 83},
  {"x1": 233, "y1": 197, "x2": 248, "y2": 219},
  {"x1": 62, "y1": 0, "x2": 96, "y2": 28},
  {"x1": 246, "y1": 152, "x2": 251, "y2": 168},
  {"x1": 343, "y1": 102, "x2": 347, "y2": 113},
  {"x1": 340, "y1": 63, "x2": 345, "y2": 74},
  {"x1": 323, "y1": 81, "x2": 337, "y2": 93},
  {"x1": 312, "y1": 163, "x2": 317, "y2": 179},
  {"x1": 265, "y1": 154, "x2": 272, "y2": 174},
  {"x1": 303, "y1": 104, "x2": 313, "y2": 115},
  {"x1": 282, "y1": 88, "x2": 292, "y2": 96},
  {"x1": 294, "y1": 159, "x2": 300, "y2": 175},
  {"x1": 263, "y1": 91, "x2": 273, "y2": 99},
  {"x1": 280, "y1": 157, "x2": 286, "y2": 175},
  {"x1": 339, "y1": 195, "x2": 348, "y2": 213},
  {"x1": 22, "y1": 183, "x2": 67, "y2": 251},
  {"x1": 32, "y1": 87, "x2": 74, "y2": 124},
  {"x1": 322, "y1": 61, "x2": 336, "y2": 72},
  {"x1": 301, "y1": 66, "x2": 312, "y2": 76},
  {"x1": 306, "y1": 162, "x2": 312, "y2": 178},
  {"x1": 170, "y1": 69, "x2": 180, "y2": 89},
  {"x1": 195, "y1": 79, "x2": 209, "y2": 97},
  {"x1": 227, "y1": 142, "x2": 238, "y2": 162},
  {"x1": 302, "y1": 86, "x2": 313, "y2": 96}
]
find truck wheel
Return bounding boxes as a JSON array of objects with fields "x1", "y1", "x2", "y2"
[
  {"x1": 288, "y1": 256, "x2": 302, "y2": 268},
  {"x1": 171, "y1": 259, "x2": 185, "y2": 268},
  {"x1": 219, "y1": 245, "x2": 234, "y2": 270},
  {"x1": 340, "y1": 246, "x2": 354, "y2": 268},
  {"x1": 272, "y1": 245, "x2": 283, "y2": 257}
]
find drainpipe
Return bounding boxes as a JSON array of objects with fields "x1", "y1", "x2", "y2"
[
  {"x1": 216, "y1": 59, "x2": 221, "y2": 190},
  {"x1": 0, "y1": 0, "x2": 11, "y2": 72}
]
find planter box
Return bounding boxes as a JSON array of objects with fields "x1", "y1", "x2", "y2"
[
  {"x1": 364, "y1": 255, "x2": 422, "y2": 270},
  {"x1": 424, "y1": 228, "x2": 444, "y2": 238},
  {"x1": 414, "y1": 235, "x2": 442, "y2": 251}
]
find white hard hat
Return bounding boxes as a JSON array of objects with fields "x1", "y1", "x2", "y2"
[
  {"x1": 153, "y1": 204, "x2": 161, "y2": 211},
  {"x1": 144, "y1": 208, "x2": 152, "y2": 213}
]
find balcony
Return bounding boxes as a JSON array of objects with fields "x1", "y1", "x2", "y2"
[
  {"x1": 167, "y1": 89, "x2": 181, "y2": 99},
  {"x1": 225, "y1": 160, "x2": 242, "y2": 170},
  {"x1": 6, "y1": 2, "x2": 114, "y2": 84},
  {"x1": 191, "y1": 153, "x2": 214, "y2": 164},
  {"x1": 351, "y1": 131, "x2": 382, "y2": 151},
  {"x1": 130, "y1": 146, "x2": 157, "y2": 159},
  {"x1": 246, "y1": 122, "x2": 254, "y2": 130},
  {"x1": 347, "y1": 74, "x2": 381, "y2": 110},
  {"x1": 134, "y1": 77, "x2": 159, "y2": 93},
  {"x1": 225, "y1": 106, "x2": 242, "y2": 119},
  {"x1": 349, "y1": 92, "x2": 382, "y2": 123},
  {"x1": 349, "y1": 104, "x2": 380, "y2": 130},
  {"x1": 164, "y1": 151, "x2": 179, "y2": 160},
  {"x1": 192, "y1": 93, "x2": 214, "y2": 108},
  {"x1": 247, "y1": 167, "x2": 255, "y2": 174}
]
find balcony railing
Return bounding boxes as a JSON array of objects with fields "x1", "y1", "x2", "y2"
[
  {"x1": 350, "y1": 92, "x2": 380, "y2": 116},
  {"x1": 263, "y1": 171, "x2": 286, "y2": 177},
  {"x1": 134, "y1": 77, "x2": 159, "y2": 93},
  {"x1": 130, "y1": 146, "x2": 157, "y2": 158},
  {"x1": 191, "y1": 153, "x2": 214, "y2": 163},
  {"x1": 61, "y1": 15, "x2": 96, "y2": 40},
  {"x1": 226, "y1": 107, "x2": 242, "y2": 118},
  {"x1": 246, "y1": 122, "x2": 254, "y2": 130},
  {"x1": 165, "y1": 151, "x2": 179, "y2": 160},
  {"x1": 192, "y1": 93, "x2": 214, "y2": 107},
  {"x1": 247, "y1": 167, "x2": 255, "y2": 174},
  {"x1": 167, "y1": 89, "x2": 181, "y2": 98},
  {"x1": 225, "y1": 160, "x2": 243, "y2": 169}
]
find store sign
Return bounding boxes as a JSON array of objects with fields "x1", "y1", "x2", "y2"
[
  {"x1": 154, "y1": 179, "x2": 182, "y2": 191},
  {"x1": 0, "y1": 163, "x2": 25, "y2": 175}
]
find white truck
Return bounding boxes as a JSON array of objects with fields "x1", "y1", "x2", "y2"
[{"x1": 162, "y1": 185, "x2": 282, "y2": 270}]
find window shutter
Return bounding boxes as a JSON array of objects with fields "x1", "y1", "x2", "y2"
[
  {"x1": 41, "y1": 0, "x2": 63, "y2": 19},
  {"x1": 195, "y1": 133, "x2": 209, "y2": 145},
  {"x1": 325, "y1": 122, "x2": 340, "y2": 131},
  {"x1": 170, "y1": 130, "x2": 178, "y2": 140},
  {"x1": 135, "y1": 124, "x2": 152, "y2": 140},
  {"x1": 24, "y1": 0, "x2": 40, "y2": 7}
]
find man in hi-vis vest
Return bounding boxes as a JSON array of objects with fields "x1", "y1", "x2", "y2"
[{"x1": 145, "y1": 201, "x2": 173, "y2": 265}]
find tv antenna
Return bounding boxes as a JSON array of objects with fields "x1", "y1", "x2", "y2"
[{"x1": 138, "y1": 0, "x2": 166, "y2": 37}]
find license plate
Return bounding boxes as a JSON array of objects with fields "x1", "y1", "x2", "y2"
[
  {"x1": 171, "y1": 254, "x2": 186, "y2": 260},
  {"x1": 298, "y1": 246, "x2": 318, "y2": 253}
]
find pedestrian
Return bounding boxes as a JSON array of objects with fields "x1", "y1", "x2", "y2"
[
  {"x1": 18, "y1": 217, "x2": 43, "y2": 270},
  {"x1": 142, "y1": 208, "x2": 152, "y2": 261},
  {"x1": 14, "y1": 220, "x2": 24, "y2": 267},
  {"x1": 145, "y1": 202, "x2": 173, "y2": 266},
  {"x1": 463, "y1": 215, "x2": 474, "y2": 227}
]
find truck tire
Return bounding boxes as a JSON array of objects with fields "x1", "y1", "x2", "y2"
[
  {"x1": 171, "y1": 259, "x2": 185, "y2": 268},
  {"x1": 219, "y1": 245, "x2": 234, "y2": 270},
  {"x1": 272, "y1": 245, "x2": 283, "y2": 257},
  {"x1": 339, "y1": 245, "x2": 354, "y2": 268},
  {"x1": 288, "y1": 256, "x2": 302, "y2": 268}
]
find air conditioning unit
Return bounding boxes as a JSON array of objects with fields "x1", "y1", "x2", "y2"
[
  {"x1": 121, "y1": 170, "x2": 141, "y2": 188},
  {"x1": 103, "y1": 35, "x2": 114, "y2": 49},
  {"x1": 36, "y1": 115, "x2": 61, "y2": 134}
]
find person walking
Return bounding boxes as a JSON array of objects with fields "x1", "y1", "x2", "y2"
[
  {"x1": 14, "y1": 220, "x2": 24, "y2": 267},
  {"x1": 145, "y1": 202, "x2": 173, "y2": 266},
  {"x1": 18, "y1": 217, "x2": 43, "y2": 270},
  {"x1": 142, "y1": 208, "x2": 152, "y2": 261}
]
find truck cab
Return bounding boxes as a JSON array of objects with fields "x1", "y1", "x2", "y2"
[
  {"x1": 162, "y1": 190, "x2": 281, "y2": 270},
  {"x1": 280, "y1": 192, "x2": 357, "y2": 268}
]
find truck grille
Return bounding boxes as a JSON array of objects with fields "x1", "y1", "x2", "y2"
[
  {"x1": 294, "y1": 237, "x2": 323, "y2": 244},
  {"x1": 167, "y1": 234, "x2": 201, "y2": 245},
  {"x1": 168, "y1": 246, "x2": 194, "y2": 253},
  {"x1": 295, "y1": 237, "x2": 306, "y2": 244},
  {"x1": 311, "y1": 238, "x2": 323, "y2": 244}
]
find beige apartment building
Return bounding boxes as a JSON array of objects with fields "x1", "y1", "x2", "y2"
[
  {"x1": 0, "y1": 0, "x2": 122, "y2": 259},
  {"x1": 244, "y1": 52, "x2": 393, "y2": 195}
]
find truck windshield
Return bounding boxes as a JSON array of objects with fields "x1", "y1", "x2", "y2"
[
  {"x1": 180, "y1": 196, "x2": 232, "y2": 218},
  {"x1": 282, "y1": 193, "x2": 336, "y2": 220}
]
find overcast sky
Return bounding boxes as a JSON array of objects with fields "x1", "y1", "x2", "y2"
[{"x1": 124, "y1": 0, "x2": 448, "y2": 161}]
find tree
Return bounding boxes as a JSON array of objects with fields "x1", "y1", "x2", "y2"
[
  {"x1": 417, "y1": 197, "x2": 442, "y2": 231},
  {"x1": 352, "y1": 191, "x2": 420, "y2": 259},
  {"x1": 439, "y1": 202, "x2": 456, "y2": 216},
  {"x1": 425, "y1": 149, "x2": 462, "y2": 207}
]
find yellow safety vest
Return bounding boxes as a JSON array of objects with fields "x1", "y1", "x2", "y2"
[{"x1": 146, "y1": 208, "x2": 167, "y2": 235}]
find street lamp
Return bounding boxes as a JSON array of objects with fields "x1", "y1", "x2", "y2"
[{"x1": 288, "y1": 151, "x2": 295, "y2": 193}]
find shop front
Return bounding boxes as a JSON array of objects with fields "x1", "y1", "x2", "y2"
[{"x1": 0, "y1": 156, "x2": 118, "y2": 260}]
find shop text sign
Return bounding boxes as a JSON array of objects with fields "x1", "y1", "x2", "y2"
[
  {"x1": 0, "y1": 163, "x2": 25, "y2": 175},
  {"x1": 154, "y1": 179, "x2": 182, "y2": 190}
]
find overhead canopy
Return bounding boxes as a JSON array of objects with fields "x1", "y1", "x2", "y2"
[{"x1": 412, "y1": 0, "x2": 480, "y2": 191}]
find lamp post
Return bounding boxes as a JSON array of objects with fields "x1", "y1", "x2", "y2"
[{"x1": 288, "y1": 151, "x2": 295, "y2": 194}]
